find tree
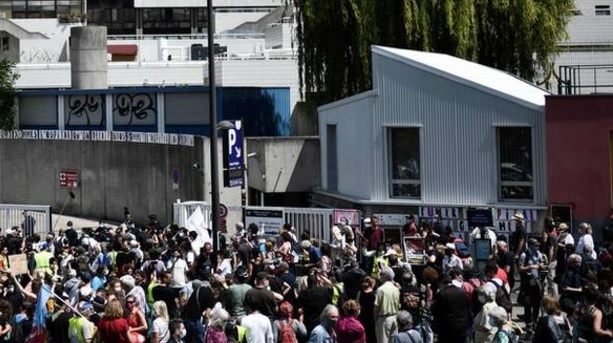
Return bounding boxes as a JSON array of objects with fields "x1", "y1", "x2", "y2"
[
  {"x1": 0, "y1": 58, "x2": 19, "y2": 130},
  {"x1": 293, "y1": 0, "x2": 574, "y2": 103}
]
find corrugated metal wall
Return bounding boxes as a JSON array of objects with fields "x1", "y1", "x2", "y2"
[
  {"x1": 370, "y1": 52, "x2": 547, "y2": 206},
  {"x1": 319, "y1": 92, "x2": 376, "y2": 200}
]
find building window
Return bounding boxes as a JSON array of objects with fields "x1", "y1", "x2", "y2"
[
  {"x1": 596, "y1": 5, "x2": 611, "y2": 15},
  {"x1": 389, "y1": 127, "x2": 421, "y2": 198},
  {"x1": 1, "y1": 37, "x2": 8, "y2": 51},
  {"x1": 498, "y1": 127, "x2": 533, "y2": 200}
]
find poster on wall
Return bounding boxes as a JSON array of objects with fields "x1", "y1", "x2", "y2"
[
  {"x1": 493, "y1": 208, "x2": 538, "y2": 234},
  {"x1": 333, "y1": 209, "x2": 360, "y2": 226},
  {"x1": 419, "y1": 206, "x2": 465, "y2": 233}
]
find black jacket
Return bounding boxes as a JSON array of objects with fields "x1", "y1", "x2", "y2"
[{"x1": 431, "y1": 284, "x2": 471, "y2": 338}]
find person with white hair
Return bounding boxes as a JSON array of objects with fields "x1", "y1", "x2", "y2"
[
  {"x1": 576, "y1": 222, "x2": 597, "y2": 259},
  {"x1": 374, "y1": 267, "x2": 400, "y2": 343},
  {"x1": 205, "y1": 302, "x2": 229, "y2": 342},
  {"x1": 472, "y1": 283, "x2": 499, "y2": 343},
  {"x1": 122, "y1": 274, "x2": 147, "y2": 314},
  {"x1": 488, "y1": 307, "x2": 521, "y2": 343},
  {"x1": 393, "y1": 310, "x2": 422, "y2": 343},
  {"x1": 307, "y1": 304, "x2": 339, "y2": 343}
]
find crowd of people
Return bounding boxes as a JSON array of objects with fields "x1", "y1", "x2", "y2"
[{"x1": 0, "y1": 210, "x2": 611, "y2": 343}]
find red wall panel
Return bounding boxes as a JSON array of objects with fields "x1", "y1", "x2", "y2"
[{"x1": 546, "y1": 95, "x2": 613, "y2": 220}]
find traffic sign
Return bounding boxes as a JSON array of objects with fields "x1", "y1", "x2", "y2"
[
  {"x1": 59, "y1": 169, "x2": 79, "y2": 188},
  {"x1": 219, "y1": 203, "x2": 228, "y2": 218}
]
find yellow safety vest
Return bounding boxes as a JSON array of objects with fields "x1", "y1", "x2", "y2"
[
  {"x1": 108, "y1": 251, "x2": 118, "y2": 267},
  {"x1": 35, "y1": 251, "x2": 53, "y2": 274},
  {"x1": 371, "y1": 255, "x2": 388, "y2": 278},
  {"x1": 237, "y1": 325, "x2": 246, "y2": 343},
  {"x1": 68, "y1": 317, "x2": 87, "y2": 343},
  {"x1": 147, "y1": 281, "x2": 158, "y2": 307}
]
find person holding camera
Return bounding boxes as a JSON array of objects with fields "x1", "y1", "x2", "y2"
[{"x1": 518, "y1": 238, "x2": 547, "y2": 332}]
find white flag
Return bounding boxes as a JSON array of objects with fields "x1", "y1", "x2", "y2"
[{"x1": 185, "y1": 207, "x2": 211, "y2": 249}]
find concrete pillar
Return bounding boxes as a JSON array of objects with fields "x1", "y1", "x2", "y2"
[{"x1": 70, "y1": 26, "x2": 108, "y2": 89}]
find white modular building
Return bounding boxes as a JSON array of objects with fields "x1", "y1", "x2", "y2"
[{"x1": 315, "y1": 46, "x2": 550, "y2": 235}]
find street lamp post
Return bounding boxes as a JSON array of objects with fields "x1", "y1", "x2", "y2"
[{"x1": 207, "y1": 0, "x2": 220, "y2": 254}]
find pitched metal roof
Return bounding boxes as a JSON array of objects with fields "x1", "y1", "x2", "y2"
[{"x1": 373, "y1": 45, "x2": 549, "y2": 110}]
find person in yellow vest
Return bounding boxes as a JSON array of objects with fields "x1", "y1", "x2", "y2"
[
  {"x1": 68, "y1": 301, "x2": 96, "y2": 343},
  {"x1": 371, "y1": 244, "x2": 389, "y2": 279},
  {"x1": 34, "y1": 244, "x2": 54, "y2": 275}
]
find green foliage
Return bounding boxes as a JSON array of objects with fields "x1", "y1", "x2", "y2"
[
  {"x1": 0, "y1": 58, "x2": 19, "y2": 131},
  {"x1": 292, "y1": 0, "x2": 574, "y2": 103}
]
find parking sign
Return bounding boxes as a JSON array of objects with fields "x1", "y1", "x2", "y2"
[{"x1": 222, "y1": 120, "x2": 244, "y2": 187}]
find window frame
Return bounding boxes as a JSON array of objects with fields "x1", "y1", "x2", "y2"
[
  {"x1": 387, "y1": 126, "x2": 422, "y2": 199},
  {"x1": 496, "y1": 126, "x2": 534, "y2": 202}
]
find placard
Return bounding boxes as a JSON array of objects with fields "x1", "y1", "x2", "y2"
[
  {"x1": 245, "y1": 208, "x2": 284, "y2": 236},
  {"x1": 474, "y1": 239, "x2": 492, "y2": 260},
  {"x1": 8, "y1": 254, "x2": 28, "y2": 275},
  {"x1": 333, "y1": 209, "x2": 360, "y2": 226},
  {"x1": 467, "y1": 208, "x2": 493, "y2": 228},
  {"x1": 403, "y1": 236, "x2": 426, "y2": 265}
]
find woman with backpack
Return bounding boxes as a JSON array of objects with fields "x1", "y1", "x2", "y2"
[
  {"x1": 273, "y1": 301, "x2": 306, "y2": 343},
  {"x1": 532, "y1": 295, "x2": 571, "y2": 343},
  {"x1": 335, "y1": 300, "x2": 366, "y2": 343}
]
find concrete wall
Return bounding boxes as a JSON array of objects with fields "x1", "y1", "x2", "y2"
[
  {"x1": 0, "y1": 137, "x2": 205, "y2": 225},
  {"x1": 246, "y1": 136, "x2": 320, "y2": 193},
  {"x1": 71, "y1": 26, "x2": 108, "y2": 89}
]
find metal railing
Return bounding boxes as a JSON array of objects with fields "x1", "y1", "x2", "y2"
[
  {"x1": 108, "y1": 33, "x2": 266, "y2": 41},
  {"x1": 173, "y1": 201, "x2": 334, "y2": 243},
  {"x1": 0, "y1": 204, "x2": 52, "y2": 236},
  {"x1": 558, "y1": 64, "x2": 613, "y2": 95}
]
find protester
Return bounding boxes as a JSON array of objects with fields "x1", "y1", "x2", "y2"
[
  {"x1": 97, "y1": 299, "x2": 131, "y2": 343},
  {"x1": 336, "y1": 300, "x2": 365, "y2": 343},
  {"x1": 5, "y1": 210, "x2": 612, "y2": 343},
  {"x1": 393, "y1": 310, "x2": 422, "y2": 343},
  {"x1": 149, "y1": 301, "x2": 170, "y2": 343},
  {"x1": 307, "y1": 304, "x2": 339, "y2": 343},
  {"x1": 273, "y1": 300, "x2": 306, "y2": 343}
]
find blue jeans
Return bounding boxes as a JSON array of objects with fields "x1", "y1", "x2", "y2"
[{"x1": 184, "y1": 318, "x2": 204, "y2": 343}]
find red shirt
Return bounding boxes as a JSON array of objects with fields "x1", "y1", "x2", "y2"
[
  {"x1": 496, "y1": 267, "x2": 509, "y2": 284},
  {"x1": 98, "y1": 317, "x2": 130, "y2": 343},
  {"x1": 367, "y1": 227, "x2": 384, "y2": 251}
]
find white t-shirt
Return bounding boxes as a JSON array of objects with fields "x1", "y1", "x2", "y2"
[
  {"x1": 151, "y1": 318, "x2": 170, "y2": 343},
  {"x1": 242, "y1": 312, "x2": 273, "y2": 343},
  {"x1": 576, "y1": 234, "x2": 597, "y2": 259},
  {"x1": 171, "y1": 258, "x2": 188, "y2": 287}
]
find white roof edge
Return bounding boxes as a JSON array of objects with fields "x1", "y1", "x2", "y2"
[
  {"x1": 371, "y1": 45, "x2": 548, "y2": 112},
  {"x1": 318, "y1": 89, "x2": 378, "y2": 112}
]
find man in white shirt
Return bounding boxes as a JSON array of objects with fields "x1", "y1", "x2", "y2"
[
  {"x1": 576, "y1": 222, "x2": 597, "y2": 259},
  {"x1": 241, "y1": 309, "x2": 273, "y2": 343},
  {"x1": 443, "y1": 243, "x2": 464, "y2": 271}
]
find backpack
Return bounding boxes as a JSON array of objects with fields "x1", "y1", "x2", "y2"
[
  {"x1": 488, "y1": 280, "x2": 513, "y2": 314},
  {"x1": 276, "y1": 319, "x2": 297, "y2": 343}
]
